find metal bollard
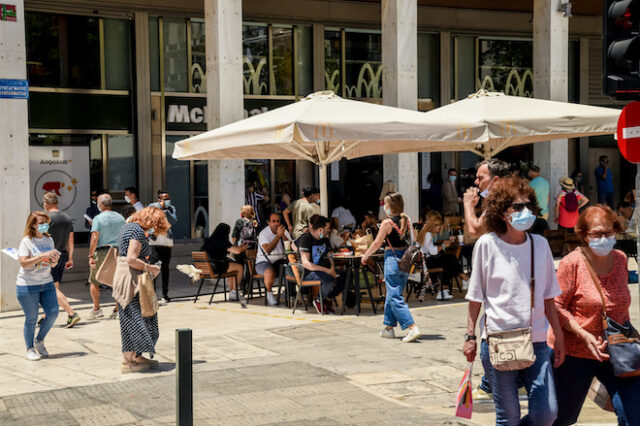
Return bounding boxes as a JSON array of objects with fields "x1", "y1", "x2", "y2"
[{"x1": 176, "y1": 329, "x2": 193, "y2": 426}]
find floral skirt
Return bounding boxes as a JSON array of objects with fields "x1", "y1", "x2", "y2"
[{"x1": 118, "y1": 294, "x2": 158, "y2": 357}]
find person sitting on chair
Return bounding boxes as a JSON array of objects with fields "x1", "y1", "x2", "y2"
[{"x1": 256, "y1": 213, "x2": 292, "y2": 306}]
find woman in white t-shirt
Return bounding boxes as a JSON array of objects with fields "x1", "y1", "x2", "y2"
[
  {"x1": 462, "y1": 177, "x2": 565, "y2": 426},
  {"x1": 16, "y1": 211, "x2": 61, "y2": 361}
]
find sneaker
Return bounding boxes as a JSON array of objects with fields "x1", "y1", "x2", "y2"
[
  {"x1": 66, "y1": 313, "x2": 81, "y2": 328},
  {"x1": 472, "y1": 387, "x2": 492, "y2": 401},
  {"x1": 229, "y1": 290, "x2": 238, "y2": 301},
  {"x1": 33, "y1": 338, "x2": 49, "y2": 357},
  {"x1": 266, "y1": 292, "x2": 278, "y2": 306},
  {"x1": 324, "y1": 300, "x2": 335, "y2": 314},
  {"x1": 380, "y1": 328, "x2": 395, "y2": 339},
  {"x1": 437, "y1": 289, "x2": 454, "y2": 300},
  {"x1": 401, "y1": 326, "x2": 422, "y2": 343},
  {"x1": 109, "y1": 310, "x2": 118, "y2": 320},
  {"x1": 26, "y1": 348, "x2": 41, "y2": 361},
  {"x1": 158, "y1": 298, "x2": 167, "y2": 306},
  {"x1": 163, "y1": 296, "x2": 171, "y2": 303},
  {"x1": 312, "y1": 298, "x2": 323, "y2": 314},
  {"x1": 88, "y1": 308, "x2": 104, "y2": 320}
]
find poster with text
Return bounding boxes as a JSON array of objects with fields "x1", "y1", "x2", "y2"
[{"x1": 29, "y1": 146, "x2": 90, "y2": 232}]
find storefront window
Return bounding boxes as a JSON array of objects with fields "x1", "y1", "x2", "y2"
[
  {"x1": 452, "y1": 36, "x2": 476, "y2": 100},
  {"x1": 478, "y1": 38, "x2": 533, "y2": 97},
  {"x1": 194, "y1": 160, "x2": 208, "y2": 238},
  {"x1": 90, "y1": 136, "x2": 104, "y2": 191},
  {"x1": 163, "y1": 18, "x2": 188, "y2": 92},
  {"x1": 296, "y1": 26, "x2": 314, "y2": 96},
  {"x1": 190, "y1": 19, "x2": 206, "y2": 93},
  {"x1": 324, "y1": 29, "x2": 341, "y2": 94},
  {"x1": 104, "y1": 19, "x2": 132, "y2": 90},
  {"x1": 243, "y1": 24, "x2": 269, "y2": 95},
  {"x1": 271, "y1": 26, "x2": 293, "y2": 95},
  {"x1": 149, "y1": 17, "x2": 160, "y2": 91},
  {"x1": 166, "y1": 137, "x2": 191, "y2": 239},
  {"x1": 344, "y1": 30, "x2": 382, "y2": 98},
  {"x1": 107, "y1": 135, "x2": 136, "y2": 191},
  {"x1": 418, "y1": 33, "x2": 439, "y2": 108}
]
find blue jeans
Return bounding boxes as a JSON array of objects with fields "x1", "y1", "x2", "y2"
[
  {"x1": 597, "y1": 191, "x2": 614, "y2": 209},
  {"x1": 481, "y1": 340, "x2": 557, "y2": 426},
  {"x1": 383, "y1": 250, "x2": 414, "y2": 330},
  {"x1": 304, "y1": 270, "x2": 345, "y2": 301},
  {"x1": 16, "y1": 282, "x2": 58, "y2": 349},
  {"x1": 551, "y1": 352, "x2": 640, "y2": 426}
]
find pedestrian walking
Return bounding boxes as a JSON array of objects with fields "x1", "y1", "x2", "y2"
[
  {"x1": 148, "y1": 190, "x2": 177, "y2": 303},
  {"x1": 41, "y1": 192, "x2": 80, "y2": 328},
  {"x1": 594, "y1": 156, "x2": 614, "y2": 208},
  {"x1": 528, "y1": 164, "x2": 550, "y2": 220},
  {"x1": 554, "y1": 177, "x2": 589, "y2": 231},
  {"x1": 112, "y1": 207, "x2": 168, "y2": 373},
  {"x1": 88, "y1": 193, "x2": 125, "y2": 319},
  {"x1": 462, "y1": 176, "x2": 565, "y2": 426},
  {"x1": 16, "y1": 211, "x2": 60, "y2": 360},
  {"x1": 549, "y1": 205, "x2": 640, "y2": 425},
  {"x1": 361, "y1": 192, "x2": 422, "y2": 343},
  {"x1": 124, "y1": 186, "x2": 144, "y2": 211},
  {"x1": 84, "y1": 188, "x2": 104, "y2": 229}
]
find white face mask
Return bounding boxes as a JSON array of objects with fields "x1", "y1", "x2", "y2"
[
  {"x1": 124, "y1": 195, "x2": 131, "y2": 203},
  {"x1": 508, "y1": 208, "x2": 536, "y2": 232},
  {"x1": 479, "y1": 177, "x2": 495, "y2": 198},
  {"x1": 588, "y1": 236, "x2": 616, "y2": 257}
]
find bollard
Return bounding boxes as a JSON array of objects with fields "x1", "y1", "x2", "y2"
[{"x1": 176, "y1": 329, "x2": 193, "y2": 426}]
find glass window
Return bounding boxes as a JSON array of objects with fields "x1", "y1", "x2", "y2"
[
  {"x1": 26, "y1": 12, "x2": 100, "y2": 88},
  {"x1": 344, "y1": 30, "x2": 382, "y2": 98},
  {"x1": 163, "y1": 18, "x2": 188, "y2": 92},
  {"x1": 478, "y1": 38, "x2": 533, "y2": 97},
  {"x1": 568, "y1": 40, "x2": 579, "y2": 103},
  {"x1": 90, "y1": 136, "x2": 104, "y2": 191},
  {"x1": 453, "y1": 36, "x2": 476, "y2": 100},
  {"x1": 166, "y1": 136, "x2": 191, "y2": 239},
  {"x1": 149, "y1": 17, "x2": 160, "y2": 91},
  {"x1": 243, "y1": 24, "x2": 269, "y2": 95},
  {"x1": 271, "y1": 26, "x2": 293, "y2": 95},
  {"x1": 104, "y1": 18, "x2": 132, "y2": 90},
  {"x1": 190, "y1": 19, "x2": 206, "y2": 93},
  {"x1": 418, "y1": 33, "x2": 439, "y2": 107},
  {"x1": 194, "y1": 160, "x2": 208, "y2": 238},
  {"x1": 324, "y1": 29, "x2": 341, "y2": 94},
  {"x1": 107, "y1": 135, "x2": 135, "y2": 191},
  {"x1": 296, "y1": 26, "x2": 313, "y2": 96}
]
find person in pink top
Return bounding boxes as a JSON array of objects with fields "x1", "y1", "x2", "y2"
[{"x1": 554, "y1": 177, "x2": 589, "y2": 231}]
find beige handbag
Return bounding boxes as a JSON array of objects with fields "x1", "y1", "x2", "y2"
[
  {"x1": 95, "y1": 247, "x2": 118, "y2": 287},
  {"x1": 486, "y1": 234, "x2": 536, "y2": 371},
  {"x1": 137, "y1": 271, "x2": 158, "y2": 317},
  {"x1": 350, "y1": 228, "x2": 373, "y2": 255}
]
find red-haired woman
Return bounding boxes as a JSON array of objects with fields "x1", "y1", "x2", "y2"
[{"x1": 549, "y1": 205, "x2": 639, "y2": 425}]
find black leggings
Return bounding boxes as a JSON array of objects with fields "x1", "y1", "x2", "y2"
[
  {"x1": 153, "y1": 246, "x2": 172, "y2": 298},
  {"x1": 425, "y1": 253, "x2": 462, "y2": 287}
]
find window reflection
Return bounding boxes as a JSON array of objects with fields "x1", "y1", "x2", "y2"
[
  {"x1": 243, "y1": 24, "x2": 269, "y2": 95},
  {"x1": 107, "y1": 135, "x2": 136, "y2": 192},
  {"x1": 190, "y1": 19, "x2": 206, "y2": 93},
  {"x1": 344, "y1": 31, "x2": 382, "y2": 98},
  {"x1": 271, "y1": 27, "x2": 293, "y2": 95},
  {"x1": 478, "y1": 39, "x2": 533, "y2": 97}
]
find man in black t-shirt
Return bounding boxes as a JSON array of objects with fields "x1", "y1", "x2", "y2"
[{"x1": 298, "y1": 215, "x2": 345, "y2": 314}]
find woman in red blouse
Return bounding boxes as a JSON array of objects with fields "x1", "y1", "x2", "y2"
[{"x1": 549, "y1": 205, "x2": 639, "y2": 425}]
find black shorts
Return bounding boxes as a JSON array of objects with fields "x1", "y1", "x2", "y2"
[{"x1": 51, "y1": 251, "x2": 68, "y2": 283}]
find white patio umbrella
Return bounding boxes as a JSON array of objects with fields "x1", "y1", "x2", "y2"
[
  {"x1": 423, "y1": 90, "x2": 622, "y2": 159},
  {"x1": 172, "y1": 91, "x2": 484, "y2": 215}
]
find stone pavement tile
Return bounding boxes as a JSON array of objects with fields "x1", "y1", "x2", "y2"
[
  {"x1": 261, "y1": 416, "x2": 342, "y2": 426},
  {"x1": 3, "y1": 412, "x2": 80, "y2": 426},
  {"x1": 346, "y1": 370, "x2": 414, "y2": 386},
  {"x1": 369, "y1": 380, "x2": 448, "y2": 400},
  {"x1": 404, "y1": 365, "x2": 465, "y2": 382},
  {"x1": 68, "y1": 404, "x2": 138, "y2": 425}
]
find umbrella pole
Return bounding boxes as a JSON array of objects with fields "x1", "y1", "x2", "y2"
[{"x1": 319, "y1": 163, "x2": 329, "y2": 217}]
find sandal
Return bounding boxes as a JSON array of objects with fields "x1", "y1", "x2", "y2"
[{"x1": 121, "y1": 362, "x2": 150, "y2": 374}]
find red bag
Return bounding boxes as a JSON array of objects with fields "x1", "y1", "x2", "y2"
[
  {"x1": 455, "y1": 362, "x2": 473, "y2": 419},
  {"x1": 563, "y1": 190, "x2": 578, "y2": 212}
]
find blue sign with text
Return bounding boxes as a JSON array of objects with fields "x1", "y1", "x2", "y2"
[{"x1": 0, "y1": 79, "x2": 29, "y2": 99}]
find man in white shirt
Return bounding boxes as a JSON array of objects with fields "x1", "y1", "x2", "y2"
[
  {"x1": 124, "y1": 186, "x2": 144, "y2": 211},
  {"x1": 256, "y1": 213, "x2": 292, "y2": 306}
]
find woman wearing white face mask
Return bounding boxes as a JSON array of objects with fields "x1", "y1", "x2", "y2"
[
  {"x1": 463, "y1": 177, "x2": 565, "y2": 426},
  {"x1": 549, "y1": 205, "x2": 639, "y2": 425}
]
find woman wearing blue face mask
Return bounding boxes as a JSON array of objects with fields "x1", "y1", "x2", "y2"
[
  {"x1": 463, "y1": 176, "x2": 565, "y2": 426},
  {"x1": 16, "y1": 211, "x2": 61, "y2": 360},
  {"x1": 549, "y1": 205, "x2": 639, "y2": 425}
]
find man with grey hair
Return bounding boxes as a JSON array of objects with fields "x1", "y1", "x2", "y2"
[
  {"x1": 88, "y1": 193, "x2": 125, "y2": 319},
  {"x1": 41, "y1": 192, "x2": 80, "y2": 328},
  {"x1": 463, "y1": 158, "x2": 510, "y2": 238}
]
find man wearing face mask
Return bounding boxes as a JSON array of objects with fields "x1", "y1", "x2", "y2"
[
  {"x1": 148, "y1": 190, "x2": 177, "y2": 303},
  {"x1": 84, "y1": 188, "x2": 105, "y2": 229},
  {"x1": 443, "y1": 168, "x2": 462, "y2": 215},
  {"x1": 88, "y1": 193, "x2": 125, "y2": 319},
  {"x1": 297, "y1": 214, "x2": 345, "y2": 314},
  {"x1": 124, "y1": 187, "x2": 144, "y2": 212},
  {"x1": 463, "y1": 159, "x2": 510, "y2": 239}
]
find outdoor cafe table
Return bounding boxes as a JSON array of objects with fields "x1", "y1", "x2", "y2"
[{"x1": 334, "y1": 252, "x2": 384, "y2": 315}]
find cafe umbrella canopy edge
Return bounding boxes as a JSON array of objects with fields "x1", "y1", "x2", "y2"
[{"x1": 172, "y1": 90, "x2": 486, "y2": 216}]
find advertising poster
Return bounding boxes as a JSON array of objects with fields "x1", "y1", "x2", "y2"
[{"x1": 29, "y1": 146, "x2": 90, "y2": 232}]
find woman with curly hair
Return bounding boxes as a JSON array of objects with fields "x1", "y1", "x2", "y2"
[
  {"x1": 462, "y1": 176, "x2": 565, "y2": 425},
  {"x1": 112, "y1": 206, "x2": 170, "y2": 373}
]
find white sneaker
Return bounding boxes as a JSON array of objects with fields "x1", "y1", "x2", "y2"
[
  {"x1": 109, "y1": 310, "x2": 118, "y2": 320},
  {"x1": 266, "y1": 292, "x2": 278, "y2": 306},
  {"x1": 402, "y1": 326, "x2": 422, "y2": 343},
  {"x1": 229, "y1": 290, "x2": 238, "y2": 301},
  {"x1": 462, "y1": 280, "x2": 470, "y2": 290},
  {"x1": 380, "y1": 328, "x2": 395, "y2": 339},
  {"x1": 158, "y1": 298, "x2": 167, "y2": 306},
  {"x1": 88, "y1": 308, "x2": 104, "y2": 319},
  {"x1": 33, "y1": 338, "x2": 49, "y2": 357},
  {"x1": 26, "y1": 348, "x2": 41, "y2": 361},
  {"x1": 437, "y1": 289, "x2": 454, "y2": 300}
]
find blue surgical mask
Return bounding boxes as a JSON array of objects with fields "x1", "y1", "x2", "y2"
[
  {"x1": 479, "y1": 177, "x2": 495, "y2": 198},
  {"x1": 589, "y1": 236, "x2": 616, "y2": 257},
  {"x1": 37, "y1": 223, "x2": 50, "y2": 234},
  {"x1": 575, "y1": 176, "x2": 582, "y2": 183},
  {"x1": 449, "y1": 175, "x2": 457, "y2": 183},
  {"x1": 148, "y1": 228, "x2": 155, "y2": 236},
  {"x1": 163, "y1": 200, "x2": 172, "y2": 209},
  {"x1": 315, "y1": 199, "x2": 321, "y2": 205},
  {"x1": 318, "y1": 232, "x2": 324, "y2": 239},
  {"x1": 508, "y1": 208, "x2": 536, "y2": 232}
]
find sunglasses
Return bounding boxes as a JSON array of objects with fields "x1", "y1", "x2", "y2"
[
  {"x1": 586, "y1": 231, "x2": 615, "y2": 239},
  {"x1": 509, "y1": 202, "x2": 536, "y2": 212}
]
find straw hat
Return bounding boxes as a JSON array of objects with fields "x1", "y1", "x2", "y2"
[{"x1": 559, "y1": 176, "x2": 575, "y2": 190}]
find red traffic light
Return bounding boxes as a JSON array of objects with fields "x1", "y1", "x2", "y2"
[{"x1": 609, "y1": 0, "x2": 639, "y2": 31}]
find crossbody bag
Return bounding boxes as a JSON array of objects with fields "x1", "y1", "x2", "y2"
[
  {"x1": 486, "y1": 234, "x2": 536, "y2": 371},
  {"x1": 385, "y1": 217, "x2": 423, "y2": 274}
]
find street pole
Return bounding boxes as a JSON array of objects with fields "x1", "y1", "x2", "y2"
[
  {"x1": 176, "y1": 329, "x2": 193, "y2": 426},
  {"x1": 319, "y1": 163, "x2": 328, "y2": 217}
]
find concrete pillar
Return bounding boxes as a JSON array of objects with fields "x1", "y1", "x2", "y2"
[
  {"x1": 382, "y1": 0, "x2": 419, "y2": 221},
  {"x1": 204, "y1": 0, "x2": 245, "y2": 229},
  {"x1": 0, "y1": 0, "x2": 29, "y2": 311},
  {"x1": 135, "y1": 12, "x2": 153, "y2": 204},
  {"x1": 578, "y1": 37, "x2": 591, "y2": 202},
  {"x1": 533, "y1": 0, "x2": 569, "y2": 228}
]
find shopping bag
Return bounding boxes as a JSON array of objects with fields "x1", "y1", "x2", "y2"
[
  {"x1": 95, "y1": 247, "x2": 118, "y2": 287},
  {"x1": 137, "y1": 272, "x2": 158, "y2": 318},
  {"x1": 455, "y1": 362, "x2": 473, "y2": 419}
]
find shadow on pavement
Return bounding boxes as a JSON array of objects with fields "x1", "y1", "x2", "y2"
[{"x1": 46, "y1": 351, "x2": 88, "y2": 359}]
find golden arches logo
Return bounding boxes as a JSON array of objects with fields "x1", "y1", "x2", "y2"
[
  {"x1": 315, "y1": 123, "x2": 334, "y2": 140},
  {"x1": 499, "y1": 121, "x2": 517, "y2": 136},
  {"x1": 457, "y1": 126, "x2": 473, "y2": 140},
  {"x1": 275, "y1": 125, "x2": 287, "y2": 140}
]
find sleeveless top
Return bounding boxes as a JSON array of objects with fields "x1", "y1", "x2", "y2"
[{"x1": 385, "y1": 215, "x2": 409, "y2": 249}]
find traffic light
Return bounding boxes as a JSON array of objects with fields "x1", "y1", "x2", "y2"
[{"x1": 603, "y1": 0, "x2": 640, "y2": 99}]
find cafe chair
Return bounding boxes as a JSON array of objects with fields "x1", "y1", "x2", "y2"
[
  {"x1": 287, "y1": 253, "x2": 323, "y2": 314},
  {"x1": 244, "y1": 249, "x2": 265, "y2": 302},
  {"x1": 191, "y1": 251, "x2": 238, "y2": 304}
]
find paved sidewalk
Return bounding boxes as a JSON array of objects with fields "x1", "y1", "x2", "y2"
[{"x1": 0, "y1": 273, "x2": 632, "y2": 424}]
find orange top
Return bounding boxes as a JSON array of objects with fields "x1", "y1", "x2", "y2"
[{"x1": 548, "y1": 248, "x2": 631, "y2": 360}]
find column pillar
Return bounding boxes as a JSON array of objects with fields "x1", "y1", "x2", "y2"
[
  {"x1": 0, "y1": 1, "x2": 29, "y2": 311},
  {"x1": 533, "y1": 0, "x2": 569, "y2": 228},
  {"x1": 382, "y1": 0, "x2": 419, "y2": 221},
  {"x1": 135, "y1": 12, "x2": 153, "y2": 204},
  {"x1": 204, "y1": 0, "x2": 245, "y2": 229}
]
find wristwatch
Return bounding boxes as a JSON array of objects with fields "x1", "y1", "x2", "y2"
[{"x1": 464, "y1": 333, "x2": 476, "y2": 342}]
